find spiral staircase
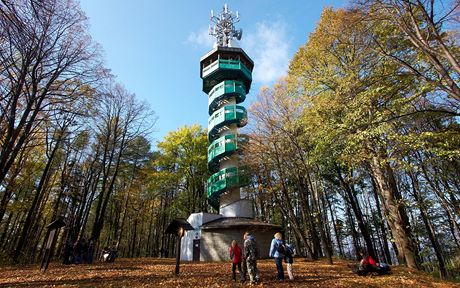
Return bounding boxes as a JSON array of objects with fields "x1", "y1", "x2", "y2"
[{"x1": 200, "y1": 47, "x2": 253, "y2": 212}]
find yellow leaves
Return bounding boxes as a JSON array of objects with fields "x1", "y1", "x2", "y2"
[
  {"x1": 157, "y1": 124, "x2": 208, "y2": 164},
  {"x1": 287, "y1": 5, "x2": 456, "y2": 169},
  {"x1": 394, "y1": 129, "x2": 460, "y2": 160}
]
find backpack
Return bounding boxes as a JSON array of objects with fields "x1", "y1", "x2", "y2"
[
  {"x1": 376, "y1": 263, "x2": 391, "y2": 275},
  {"x1": 277, "y1": 242, "x2": 285, "y2": 254}
]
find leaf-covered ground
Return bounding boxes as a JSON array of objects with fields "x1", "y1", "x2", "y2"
[{"x1": 0, "y1": 258, "x2": 458, "y2": 287}]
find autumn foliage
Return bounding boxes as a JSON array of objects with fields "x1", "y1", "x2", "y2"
[
  {"x1": 1, "y1": 0, "x2": 460, "y2": 284},
  {"x1": 0, "y1": 258, "x2": 458, "y2": 287}
]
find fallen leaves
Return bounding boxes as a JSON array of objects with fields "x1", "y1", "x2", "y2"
[{"x1": 0, "y1": 258, "x2": 458, "y2": 287}]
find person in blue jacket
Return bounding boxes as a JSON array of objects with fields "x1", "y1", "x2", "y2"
[{"x1": 269, "y1": 232, "x2": 285, "y2": 281}]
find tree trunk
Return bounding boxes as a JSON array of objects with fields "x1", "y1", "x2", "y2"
[
  {"x1": 295, "y1": 178, "x2": 319, "y2": 259},
  {"x1": 325, "y1": 195, "x2": 344, "y2": 257},
  {"x1": 130, "y1": 218, "x2": 138, "y2": 258},
  {"x1": 335, "y1": 165, "x2": 377, "y2": 260},
  {"x1": 369, "y1": 173, "x2": 392, "y2": 264},
  {"x1": 346, "y1": 205, "x2": 360, "y2": 260},
  {"x1": 0, "y1": 212, "x2": 13, "y2": 249},
  {"x1": 311, "y1": 179, "x2": 332, "y2": 264},
  {"x1": 369, "y1": 156, "x2": 420, "y2": 269},
  {"x1": 270, "y1": 143, "x2": 316, "y2": 259},
  {"x1": 0, "y1": 146, "x2": 28, "y2": 223},
  {"x1": 408, "y1": 171, "x2": 447, "y2": 277},
  {"x1": 13, "y1": 137, "x2": 61, "y2": 262}
]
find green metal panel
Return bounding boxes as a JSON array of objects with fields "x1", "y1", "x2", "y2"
[
  {"x1": 201, "y1": 59, "x2": 252, "y2": 94},
  {"x1": 202, "y1": 59, "x2": 252, "y2": 80},
  {"x1": 207, "y1": 134, "x2": 238, "y2": 172},
  {"x1": 208, "y1": 105, "x2": 247, "y2": 142},
  {"x1": 208, "y1": 134, "x2": 237, "y2": 160},
  {"x1": 208, "y1": 80, "x2": 246, "y2": 115},
  {"x1": 207, "y1": 167, "x2": 248, "y2": 202}
]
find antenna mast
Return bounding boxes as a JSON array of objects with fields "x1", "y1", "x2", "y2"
[{"x1": 209, "y1": 3, "x2": 242, "y2": 47}]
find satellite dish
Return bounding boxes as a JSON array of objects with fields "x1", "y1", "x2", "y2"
[{"x1": 235, "y1": 28, "x2": 243, "y2": 40}]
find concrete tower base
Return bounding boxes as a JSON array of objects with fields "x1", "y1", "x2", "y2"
[
  {"x1": 220, "y1": 198, "x2": 253, "y2": 218},
  {"x1": 181, "y1": 212, "x2": 280, "y2": 261}
]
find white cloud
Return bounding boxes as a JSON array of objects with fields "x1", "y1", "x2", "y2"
[
  {"x1": 242, "y1": 21, "x2": 290, "y2": 85},
  {"x1": 186, "y1": 27, "x2": 214, "y2": 48},
  {"x1": 187, "y1": 20, "x2": 290, "y2": 85}
]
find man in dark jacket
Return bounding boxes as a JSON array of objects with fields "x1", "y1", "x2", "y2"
[{"x1": 243, "y1": 232, "x2": 259, "y2": 284}]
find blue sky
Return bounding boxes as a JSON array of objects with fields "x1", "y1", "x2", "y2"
[{"x1": 79, "y1": 0, "x2": 347, "y2": 143}]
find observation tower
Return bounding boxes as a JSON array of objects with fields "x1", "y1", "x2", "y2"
[
  {"x1": 181, "y1": 4, "x2": 279, "y2": 261},
  {"x1": 202, "y1": 4, "x2": 253, "y2": 217}
]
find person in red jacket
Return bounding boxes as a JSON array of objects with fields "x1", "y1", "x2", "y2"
[
  {"x1": 229, "y1": 240, "x2": 244, "y2": 282},
  {"x1": 358, "y1": 250, "x2": 377, "y2": 275},
  {"x1": 360, "y1": 252, "x2": 376, "y2": 266}
]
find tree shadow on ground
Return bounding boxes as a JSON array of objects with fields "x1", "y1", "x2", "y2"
[{"x1": 1, "y1": 272, "x2": 163, "y2": 287}]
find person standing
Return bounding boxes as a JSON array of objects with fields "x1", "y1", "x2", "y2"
[
  {"x1": 81, "y1": 238, "x2": 88, "y2": 263},
  {"x1": 241, "y1": 239, "x2": 247, "y2": 282},
  {"x1": 87, "y1": 238, "x2": 95, "y2": 264},
  {"x1": 284, "y1": 243, "x2": 294, "y2": 280},
  {"x1": 62, "y1": 239, "x2": 73, "y2": 264},
  {"x1": 243, "y1": 232, "x2": 259, "y2": 284},
  {"x1": 229, "y1": 240, "x2": 244, "y2": 282},
  {"x1": 269, "y1": 232, "x2": 285, "y2": 281},
  {"x1": 73, "y1": 238, "x2": 84, "y2": 264}
]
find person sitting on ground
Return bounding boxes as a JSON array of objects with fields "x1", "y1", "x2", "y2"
[
  {"x1": 101, "y1": 245, "x2": 117, "y2": 262},
  {"x1": 355, "y1": 250, "x2": 391, "y2": 276},
  {"x1": 106, "y1": 242, "x2": 118, "y2": 262},
  {"x1": 108, "y1": 249, "x2": 117, "y2": 262},
  {"x1": 101, "y1": 246, "x2": 111, "y2": 262},
  {"x1": 359, "y1": 250, "x2": 377, "y2": 272}
]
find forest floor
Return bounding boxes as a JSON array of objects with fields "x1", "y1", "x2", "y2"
[{"x1": 0, "y1": 257, "x2": 458, "y2": 288}]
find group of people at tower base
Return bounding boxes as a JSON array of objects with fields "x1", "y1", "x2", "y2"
[
  {"x1": 229, "y1": 232, "x2": 294, "y2": 284},
  {"x1": 230, "y1": 231, "x2": 391, "y2": 284}
]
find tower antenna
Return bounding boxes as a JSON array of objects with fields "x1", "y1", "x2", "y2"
[{"x1": 209, "y1": 3, "x2": 243, "y2": 47}]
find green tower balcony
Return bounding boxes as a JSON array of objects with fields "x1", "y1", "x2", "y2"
[
  {"x1": 208, "y1": 134, "x2": 249, "y2": 173},
  {"x1": 202, "y1": 58, "x2": 252, "y2": 89},
  {"x1": 200, "y1": 47, "x2": 254, "y2": 94},
  {"x1": 208, "y1": 80, "x2": 246, "y2": 115},
  {"x1": 208, "y1": 105, "x2": 247, "y2": 143},
  {"x1": 207, "y1": 166, "x2": 248, "y2": 209},
  {"x1": 208, "y1": 134, "x2": 237, "y2": 173}
]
